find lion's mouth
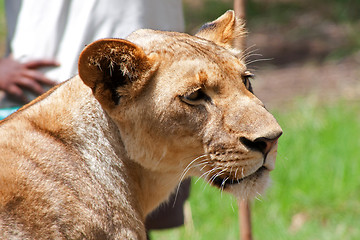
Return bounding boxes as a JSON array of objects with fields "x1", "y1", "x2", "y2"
[{"x1": 211, "y1": 166, "x2": 267, "y2": 189}]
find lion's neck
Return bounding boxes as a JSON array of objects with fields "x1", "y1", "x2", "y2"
[
  {"x1": 126, "y1": 161, "x2": 182, "y2": 216},
  {"x1": 28, "y1": 76, "x2": 181, "y2": 219}
]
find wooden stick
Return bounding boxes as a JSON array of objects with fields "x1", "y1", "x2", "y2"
[
  {"x1": 234, "y1": 0, "x2": 246, "y2": 21},
  {"x1": 233, "y1": 1, "x2": 252, "y2": 239},
  {"x1": 239, "y1": 200, "x2": 252, "y2": 240},
  {"x1": 233, "y1": 0, "x2": 247, "y2": 51}
]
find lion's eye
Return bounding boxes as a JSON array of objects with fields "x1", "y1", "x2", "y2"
[
  {"x1": 242, "y1": 71, "x2": 254, "y2": 93},
  {"x1": 181, "y1": 89, "x2": 209, "y2": 105},
  {"x1": 185, "y1": 91, "x2": 200, "y2": 101}
]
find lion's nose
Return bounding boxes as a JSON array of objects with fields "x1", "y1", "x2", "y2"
[{"x1": 240, "y1": 131, "x2": 282, "y2": 155}]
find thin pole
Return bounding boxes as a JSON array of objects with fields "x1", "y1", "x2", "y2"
[
  {"x1": 234, "y1": 1, "x2": 252, "y2": 239},
  {"x1": 233, "y1": 0, "x2": 247, "y2": 51},
  {"x1": 239, "y1": 200, "x2": 252, "y2": 240}
]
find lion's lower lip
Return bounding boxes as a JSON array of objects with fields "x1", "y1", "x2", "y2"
[{"x1": 212, "y1": 166, "x2": 267, "y2": 189}]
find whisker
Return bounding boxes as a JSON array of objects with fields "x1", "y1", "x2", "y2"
[
  {"x1": 241, "y1": 44, "x2": 258, "y2": 56},
  {"x1": 201, "y1": 178, "x2": 210, "y2": 193},
  {"x1": 179, "y1": 159, "x2": 208, "y2": 181},
  {"x1": 179, "y1": 155, "x2": 208, "y2": 182},
  {"x1": 186, "y1": 160, "x2": 210, "y2": 180},
  {"x1": 196, "y1": 166, "x2": 219, "y2": 184},
  {"x1": 241, "y1": 45, "x2": 260, "y2": 61},
  {"x1": 242, "y1": 53, "x2": 263, "y2": 62},
  {"x1": 197, "y1": 167, "x2": 221, "y2": 188},
  {"x1": 184, "y1": 160, "x2": 210, "y2": 181},
  {"x1": 246, "y1": 58, "x2": 273, "y2": 65},
  {"x1": 255, "y1": 191, "x2": 263, "y2": 202},
  {"x1": 235, "y1": 168, "x2": 239, "y2": 179},
  {"x1": 173, "y1": 154, "x2": 209, "y2": 206},
  {"x1": 200, "y1": 164, "x2": 207, "y2": 171},
  {"x1": 209, "y1": 169, "x2": 226, "y2": 186},
  {"x1": 184, "y1": 154, "x2": 208, "y2": 169},
  {"x1": 230, "y1": 201, "x2": 236, "y2": 213},
  {"x1": 177, "y1": 160, "x2": 208, "y2": 190},
  {"x1": 220, "y1": 176, "x2": 229, "y2": 197},
  {"x1": 255, "y1": 194, "x2": 262, "y2": 202}
]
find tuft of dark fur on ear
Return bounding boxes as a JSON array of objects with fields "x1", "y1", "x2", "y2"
[
  {"x1": 195, "y1": 10, "x2": 247, "y2": 56},
  {"x1": 78, "y1": 39, "x2": 155, "y2": 109}
]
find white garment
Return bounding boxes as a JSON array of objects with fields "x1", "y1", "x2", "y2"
[{"x1": 8, "y1": 0, "x2": 184, "y2": 83}]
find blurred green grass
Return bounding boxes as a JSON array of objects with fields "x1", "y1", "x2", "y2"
[
  {"x1": 253, "y1": 99, "x2": 360, "y2": 240},
  {"x1": 151, "y1": 99, "x2": 360, "y2": 240}
]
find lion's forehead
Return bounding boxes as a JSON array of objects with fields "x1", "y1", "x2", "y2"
[
  {"x1": 133, "y1": 31, "x2": 246, "y2": 95},
  {"x1": 129, "y1": 29, "x2": 244, "y2": 70}
]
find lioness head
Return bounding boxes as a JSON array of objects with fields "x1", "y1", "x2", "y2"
[{"x1": 78, "y1": 11, "x2": 282, "y2": 200}]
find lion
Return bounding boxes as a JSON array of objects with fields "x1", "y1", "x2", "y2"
[{"x1": 0, "y1": 11, "x2": 282, "y2": 239}]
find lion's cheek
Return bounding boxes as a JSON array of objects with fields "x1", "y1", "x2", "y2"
[{"x1": 118, "y1": 122, "x2": 203, "y2": 172}]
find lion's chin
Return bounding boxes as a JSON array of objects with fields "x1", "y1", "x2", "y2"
[{"x1": 211, "y1": 167, "x2": 271, "y2": 200}]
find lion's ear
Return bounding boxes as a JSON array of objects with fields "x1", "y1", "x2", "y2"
[
  {"x1": 78, "y1": 38, "x2": 155, "y2": 110},
  {"x1": 195, "y1": 10, "x2": 246, "y2": 54}
]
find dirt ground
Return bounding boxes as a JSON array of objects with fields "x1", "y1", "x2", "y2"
[
  {"x1": 244, "y1": 16, "x2": 360, "y2": 109},
  {"x1": 251, "y1": 54, "x2": 360, "y2": 109}
]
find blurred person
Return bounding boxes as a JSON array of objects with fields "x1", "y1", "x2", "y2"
[
  {"x1": 0, "y1": 0, "x2": 190, "y2": 237},
  {"x1": 0, "y1": 0, "x2": 184, "y2": 107}
]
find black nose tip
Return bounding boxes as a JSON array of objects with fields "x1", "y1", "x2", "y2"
[{"x1": 240, "y1": 132, "x2": 282, "y2": 154}]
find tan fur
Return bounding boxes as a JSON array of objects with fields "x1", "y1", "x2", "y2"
[{"x1": 0, "y1": 11, "x2": 282, "y2": 239}]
